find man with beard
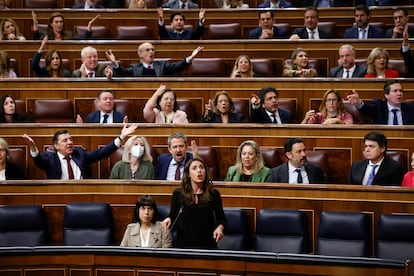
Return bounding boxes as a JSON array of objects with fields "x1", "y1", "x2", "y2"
[
  {"x1": 348, "y1": 132, "x2": 403, "y2": 186},
  {"x1": 267, "y1": 138, "x2": 326, "y2": 184},
  {"x1": 343, "y1": 5, "x2": 384, "y2": 39},
  {"x1": 330, "y1": 44, "x2": 367, "y2": 78}
]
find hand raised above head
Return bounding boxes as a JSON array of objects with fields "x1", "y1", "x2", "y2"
[{"x1": 250, "y1": 94, "x2": 260, "y2": 105}]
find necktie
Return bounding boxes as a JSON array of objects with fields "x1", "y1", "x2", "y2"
[
  {"x1": 391, "y1": 109, "x2": 399, "y2": 125},
  {"x1": 366, "y1": 164, "x2": 378, "y2": 185},
  {"x1": 88, "y1": 71, "x2": 93, "y2": 78},
  {"x1": 345, "y1": 70, "x2": 350, "y2": 78},
  {"x1": 181, "y1": 3, "x2": 185, "y2": 8},
  {"x1": 102, "y1": 114, "x2": 109, "y2": 124},
  {"x1": 310, "y1": 31, "x2": 315, "y2": 39},
  {"x1": 271, "y1": 114, "x2": 277, "y2": 124},
  {"x1": 361, "y1": 29, "x2": 366, "y2": 39},
  {"x1": 295, "y1": 168, "x2": 303, "y2": 183},
  {"x1": 64, "y1": 156, "x2": 74, "y2": 180},
  {"x1": 175, "y1": 162, "x2": 181, "y2": 180},
  {"x1": 148, "y1": 64, "x2": 152, "y2": 69}
]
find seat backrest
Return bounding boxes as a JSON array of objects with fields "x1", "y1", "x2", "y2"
[
  {"x1": 386, "y1": 150, "x2": 407, "y2": 173},
  {"x1": 116, "y1": 26, "x2": 155, "y2": 40},
  {"x1": 278, "y1": 99, "x2": 297, "y2": 123},
  {"x1": 306, "y1": 151, "x2": 329, "y2": 181},
  {"x1": 76, "y1": 26, "x2": 109, "y2": 39},
  {"x1": 8, "y1": 148, "x2": 26, "y2": 175},
  {"x1": 63, "y1": 202, "x2": 114, "y2": 246},
  {"x1": 187, "y1": 146, "x2": 218, "y2": 180},
  {"x1": 14, "y1": 100, "x2": 25, "y2": 115},
  {"x1": 255, "y1": 209, "x2": 308, "y2": 253},
  {"x1": 251, "y1": 59, "x2": 275, "y2": 77},
  {"x1": 273, "y1": 23, "x2": 290, "y2": 35},
  {"x1": 232, "y1": 98, "x2": 250, "y2": 122},
  {"x1": 388, "y1": 59, "x2": 410, "y2": 78},
  {"x1": 317, "y1": 21, "x2": 337, "y2": 38},
  {"x1": 317, "y1": 211, "x2": 371, "y2": 257},
  {"x1": 0, "y1": 205, "x2": 48, "y2": 246},
  {"x1": 217, "y1": 208, "x2": 249, "y2": 251},
  {"x1": 177, "y1": 99, "x2": 195, "y2": 122},
  {"x1": 187, "y1": 58, "x2": 226, "y2": 77},
  {"x1": 156, "y1": 205, "x2": 171, "y2": 221},
  {"x1": 205, "y1": 23, "x2": 242, "y2": 39},
  {"x1": 343, "y1": 101, "x2": 373, "y2": 124},
  {"x1": 25, "y1": 0, "x2": 57, "y2": 8},
  {"x1": 32, "y1": 99, "x2": 74, "y2": 123},
  {"x1": 376, "y1": 213, "x2": 414, "y2": 261},
  {"x1": 260, "y1": 147, "x2": 282, "y2": 169}
]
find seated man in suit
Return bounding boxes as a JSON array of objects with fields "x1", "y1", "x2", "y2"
[
  {"x1": 343, "y1": 5, "x2": 384, "y2": 39},
  {"x1": 72, "y1": 0, "x2": 105, "y2": 8},
  {"x1": 330, "y1": 44, "x2": 367, "y2": 78},
  {"x1": 107, "y1": 42, "x2": 203, "y2": 77},
  {"x1": 76, "y1": 90, "x2": 126, "y2": 123},
  {"x1": 22, "y1": 123, "x2": 138, "y2": 179},
  {"x1": 157, "y1": 8, "x2": 205, "y2": 40},
  {"x1": 385, "y1": 8, "x2": 414, "y2": 38},
  {"x1": 248, "y1": 11, "x2": 288, "y2": 39},
  {"x1": 72, "y1": 46, "x2": 112, "y2": 79},
  {"x1": 347, "y1": 80, "x2": 414, "y2": 125},
  {"x1": 155, "y1": 132, "x2": 198, "y2": 180},
  {"x1": 267, "y1": 138, "x2": 325, "y2": 184},
  {"x1": 162, "y1": 0, "x2": 199, "y2": 9},
  {"x1": 348, "y1": 131, "x2": 403, "y2": 186},
  {"x1": 258, "y1": 0, "x2": 292, "y2": 9},
  {"x1": 289, "y1": 7, "x2": 332, "y2": 40},
  {"x1": 250, "y1": 86, "x2": 291, "y2": 123}
]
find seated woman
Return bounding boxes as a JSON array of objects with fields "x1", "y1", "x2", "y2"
[
  {"x1": 225, "y1": 140, "x2": 270, "y2": 182},
  {"x1": 110, "y1": 135, "x2": 154, "y2": 180},
  {"x1": 301, "y1": 89, "x2": 353, "y2": 125},
  {"x1": 0, "y1": 51, "x2": 16, "y2": 78},
  {"x1": 0, "y1": 0, "x2": 10, "y2": 9},
  {"x1": 203, "y1": 91, "x2": 244, "y2": 123},
  {"x1": 0, "y1": 94, "x2": 26, "y2": 123},
  {"x1": 129, "y1": 0, "x2": 147, "y2": 8},
  {"x1": 120, "y1": 195, "x2": 172, "y2": 247},
  {"x1": 402, "y1": 152, "x2": 414, "y2": 187},
  {"x1": 0, "y1": 138, "x2": 26, "y2": 180},
  {"x1": 31, "y1": 36, "x2": 72, "y2": 78},
  {"x1": 364, "y1": 47, "x2": 399, "y2": 78},
  {"x1": 215, "y1": 0, "x2": 248, "y2": 8},
  {"x1": 32, "y1": 11, "x2": 99, "y2": 40},
  {"x1": 283, "y1": 48, "x2": 318, "y2": 77},
  {"x1": 230, "y1": 55, "x2": 254, "y2": 78},
  {"x1": 143, "y1": 84, "x2": 188, "y2": 124},
  {"x1": 0, "y1": 18, "x2": 25, "y2": 40}
]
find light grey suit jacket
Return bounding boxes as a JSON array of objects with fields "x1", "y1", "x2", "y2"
[{"x1": 120, "y1": 221, "x2": 172, "y2": 248}]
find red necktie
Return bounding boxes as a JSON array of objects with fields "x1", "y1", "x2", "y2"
[
  {"x1": 88, "y1": 71, "x2": 93, "y2": 78},
  {"x1": 65, "y1": 156, "x2": 74, "y2": 179},
  {"x1": 175, "y1": 163, "x2": 181, "y2": 180}
]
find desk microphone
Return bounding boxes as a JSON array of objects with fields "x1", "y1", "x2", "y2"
[{"x1": 170, "y1": 206, "x2": 183, "y2": 231}]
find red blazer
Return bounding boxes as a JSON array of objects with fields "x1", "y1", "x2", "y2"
[{"x1": 364, "y1": 69, "x2": 399, "y2": 78}]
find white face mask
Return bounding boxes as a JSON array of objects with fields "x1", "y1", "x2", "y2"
[{"x1": 131, "y1": 145, "x2": 144, "y2": 159}]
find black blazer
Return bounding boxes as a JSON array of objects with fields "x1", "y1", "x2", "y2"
[
  {"x1": 114, "y1": 59, "x2": 189, "y2": 77},
  {"x1": 251, "y1": 106, "x2": 292, "y2": 123},
  {"x1": 401, "y1": 47, "x2": 414, "y2": 74},
  {"x1": 359, "y1": 99, "x2": 414, "y2": 125},
  {"x1": 248, "y1": 26, "x2": 288, "y2": 39},
  {"x1": 158, "y1": 24, "x2": 204, "y2": 40},
  {"x1": 86, "y1": 111, "x2": 125, "y2": 123},
  {"x1": 291, "y1": 27, "x2": 331, "y2": 39},
  {"x1": 5, "y1": 162, "x2": 26, "y2": 180},
  {"x1": 348, "y1": 156, "x2": 403, "y2": 186},
  {"x1": 31, "y1": 51, "x2": 72, "y2": 77},
  {"x1": 0, "y1": 113, "x2": 26, "y2": 123},
  {"x1": 329, "y1": 63, "x2": 367, "y2": 78},
  {"x1": 267, "y1": 162, "x2": 326, "y2": 184},
  {"x1": 202, "y1": 112, "x2": 244, "y2": 123},
  {"x1": 343, "y1": 25, "x2": 384, "y2": 39}
]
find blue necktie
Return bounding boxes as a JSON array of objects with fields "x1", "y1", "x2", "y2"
[
  {"x1": 391, "y1": 109, "x2": 399, "y2": 125},
  {"x1": 295, "y1": 168, "x2": 303, "y2": 184},
  {"x1": 366, "y1": 164, "x2": 378, "y2": 185}
]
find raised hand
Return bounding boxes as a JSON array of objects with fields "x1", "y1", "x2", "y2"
[
  {"x1": 87, "y1": 15, "x2": 101, "y2": 32},
  {"x1": 188, "y1": 46, "x2": 204, "y2": 61}
]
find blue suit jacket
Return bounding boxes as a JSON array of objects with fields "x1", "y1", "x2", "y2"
[
  {"x1": 251, "y1": 106, "x2": 292, "y2": 123},
  {"x1": 359, "y1": 99, "x2": 414, "y2": 125},
  {"x1": 86, "y1": 111, "x2": 125, "y2": 123},
  {"x1": 155, "y1": 152, "x2": 193, "y2": 180},
  {"x1": 343, "y1": 26, "x2": 384, "y2": 39},
  {"x1": 291, "y1": 27, "x2": 331, "y2": 39},
  {"x1": 329, "y1": 63, "x2": 367, "y2": 78},
  {"x1": 258, "y1": 0, "x2": 291, "y2": 8},
  {"x1": 114, "y1": 59, "x2": 189, "y2": 77},
  {"x1": 248, "y1": 26, "x2": 288, "y2": 39},
  {"x1": 32, "y1": 141, "x2": 118, "y2": 179},
  {"x1": 348, "y1": 156, "x2": 403, "y2": 186},
  {"x1": 267, "y1": 162, "x2": 326, "y2": 184}
]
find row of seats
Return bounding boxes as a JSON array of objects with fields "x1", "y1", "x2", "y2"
[{"x1": 1, "y1": 203, "x2": 413, "y2": 262}]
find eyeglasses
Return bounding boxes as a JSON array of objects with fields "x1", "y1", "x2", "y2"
[{"x1": 325, "y1": 98, "x2": 338, "y2": 103}]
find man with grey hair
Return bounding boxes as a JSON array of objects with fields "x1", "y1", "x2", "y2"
[
  {"x1": 72, "y1": 46, "x2": 112, "y2": 79},
  {"x1": 329, "y1": 44, "x2": 367, "y2": 78}
]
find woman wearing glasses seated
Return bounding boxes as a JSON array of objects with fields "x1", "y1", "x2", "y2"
[{"x1": 301, "y1": 89, "x2": 353, "y2": 125}]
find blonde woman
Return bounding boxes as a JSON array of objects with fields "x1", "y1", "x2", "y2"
[
  {"x1": 283, "y1": 48, "x2": 318, "y2": 77},
  {"x1": 0, "y1": 50, "x2": 16, "y2": 78},
  {"x1": 0, "y1": 18, "x2": 25, "y2": 40},
  {"x1": 216, "y1": 0, "x2": 248, "y2": 8},
  {"x1": 230, "y1": 55, "x2": 254, "y2": 78},
  {"x1": 129, "y1": 0, "x2": 147, "y2": 9},
  {"x1": 364, "y1": 47, "x2": 399, "y2": 78}
]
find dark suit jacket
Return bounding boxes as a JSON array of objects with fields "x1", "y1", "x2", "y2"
[
  {"x1": 248, "y1": 26, "x2": 288, "y2": 39},
  {"x1": 251, "y1": 106, "x2": 292, "y2": 123},
  {"x1": 159, "y1": 24, "x2": 204, "y2": 40},
  {"x1": 72, "y1": 3, "x2": 105, "y2": 8},
  {"x1": 86, "y1": 111, "x2": 125, "y2": 123},
  {"x1": 401, "y1": 48, "x2": 414, "y2": 74},
  {"x1": 385, "y1": 26, "x2": 414, "y2": 38},
  {"x1": 267, "y1": 162, "x2": 326, "y2": 184},
  {"x1": 114, "y1": 59, "x2": 189, "y2": 77},
  {"x1": 343, "y1": 25, "x2": 384, "y2": 39},
  {"x1": 359, "y1": 99, "x2": 414, "y2": 125},
  {"x1": 291, "y1": 27, "x2": 331, "y2": 39},
  {"x1": 348, "y1": 156, "x2": 403, "y2": 186},
  {"x1": 5, "y1": 162, "x2": 26, "y2": 180},
  {"x1": 258, "y1": 0, "x2": 292, "y2": 8},
  {"x1": 155, "y1": 152, "x2": 193, "y2": 180},
  {"x1": 72, "y1": 63, "x2": 107, "y2": 78},
  {"x1": 32, "y1": 140, "x2": 118, "y2": 179},
  {"x1": 329, "y1": 63, "x2": 367, "y2": 78},
  {"x1": 202, "y1": 112, "x2": 244, "y2": 123},
  {"x1": 162, "y1": 0, "x2": 199, "y2": 8}
]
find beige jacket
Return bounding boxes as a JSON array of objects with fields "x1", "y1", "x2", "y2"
[{"x1": 120, "y1": 221, "x2": 172, "y2": 248}]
